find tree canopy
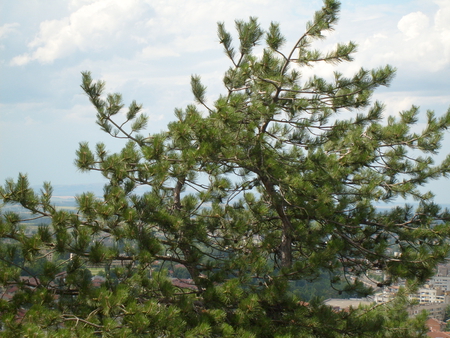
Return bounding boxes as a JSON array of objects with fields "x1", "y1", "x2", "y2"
[{"x1": 1, "y1": 0, "x2": 450, "y2": 337}]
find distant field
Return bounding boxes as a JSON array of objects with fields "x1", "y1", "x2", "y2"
[
  {"x1": 89, "y1": 267, "x2": 105, "y2": 276},
  {"x1": 55, "y1": 206, "x2": 78, "y2": 211}
]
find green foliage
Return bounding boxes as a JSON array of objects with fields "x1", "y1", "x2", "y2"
[{"x1": 1, "y1": 0, "x2": 450, "y2": 336}]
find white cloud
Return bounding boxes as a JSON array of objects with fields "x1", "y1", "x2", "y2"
[
  {"x1": 11, "y1": 0, "x2": 147, "y2": 65},
  {"x1": 395, "y1": 4, "x2": 450, "y2": 70},
  {"x1": 349, "y1": 2, "x2": 450, "y2": 72},
  {"x1": 138, "y1": 0, "x2": 315, "y2": 59},
  {"x1": 10, "y1": 54, "x2": 32, "y2": 66},
  {"x1": 434, "y1": 1, "x2": 450, "y2": 61},
  {"x1": 397, "y1": 11, "x2": 429, "y2": 39},
  {"x1": 69, "y1": 0, "x2": 98, "y2": 10},
  {"x1": 138, "y1": 46, "x2": 180, "y2": 60},
  {"x1": 0, "y1": 23, "x2": 20, "y2": 39},
  {"x1": 64, "y1": 104, "x2": 96, "y2": 123},
  {"x1": 10, "y1": 0, "x2": 314, "y2": 66}
]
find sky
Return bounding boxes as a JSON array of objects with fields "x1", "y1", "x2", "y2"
[{"x1": 1, "y1": 0, "x2": 450, "y2": 202}]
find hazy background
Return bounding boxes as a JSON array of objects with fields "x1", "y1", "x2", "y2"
[{"x1": 1, "y1": 0, "x2": 449, "y2": 202}]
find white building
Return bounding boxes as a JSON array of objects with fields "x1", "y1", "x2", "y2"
[
  {"x1": 408, "y1": 303, "x2": 447, "y2": 321},
  {"x1": 429, "y1": 276, "x2": 450, "y2": 291}
]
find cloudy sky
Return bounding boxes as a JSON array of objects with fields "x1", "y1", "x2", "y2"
[{"x1": 1, "y1": 0, "x2": 450, "y2": 202}]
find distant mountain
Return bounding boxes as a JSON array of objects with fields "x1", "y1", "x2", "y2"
[
  {"x1": 30, "y1": 183, "x2": 450, "y2": 211},
  {"x1": 31, "y1": 183, "x2": 152, "y2": 198},
  {"x1": 50, "y1": 183, "x2": 105, "y2": 197}
]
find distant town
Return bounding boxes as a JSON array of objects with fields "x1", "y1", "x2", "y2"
[
  {"x1": 3, "y1": 190, "x2": 450, "y2": 337},
  {"x1": 326, "y1": 262, "x2": 450, "y2": 337}
]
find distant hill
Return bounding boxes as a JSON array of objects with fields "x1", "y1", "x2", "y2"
[
  {"x1": 49, "y1": 183, "x2": 105, "y2": 197},
  {"x1": 30, "y1": 183, "x2": 450, "y2": 211},
  {"x1": 31, "y1": 183, "x2": 152, "y2": 199}
]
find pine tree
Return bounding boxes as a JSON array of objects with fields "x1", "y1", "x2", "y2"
[{"x1": 1, "y1": 0, "x2": 450, "y2": 336}]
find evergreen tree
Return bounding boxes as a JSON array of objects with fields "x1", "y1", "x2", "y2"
[{"x1": 1, "y1": 0, "x2": 450, "y2": 336}]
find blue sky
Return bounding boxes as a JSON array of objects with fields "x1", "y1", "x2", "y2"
[{"x1": 1, "y1": 0, "x2": 450, "y2": 202}]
